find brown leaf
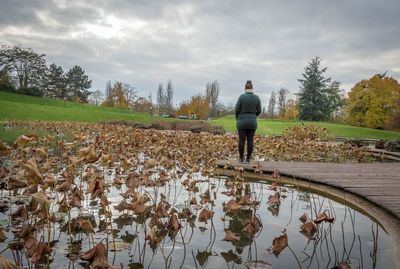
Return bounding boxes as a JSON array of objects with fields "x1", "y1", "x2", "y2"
[
  {"x1": 167, "y1": 213, "x2": 181, "y2": 231},
  {"x1": 299, "y1": 213, "x2": 308, "y2": 223},
  {"x1": 31, "y1": 190, "x2": 51, "y2": 209},
  {"x1": 76, "y1": 218, "x2": 95, "y2": 234},
  {"x1": 181, "y1": 208, "x2": 192, "y2": 218},
  {"x1": 268, "y1": 192, "x2": 280, "y2": 206},
  {"x1": 78, "y1": 144, "x2": 96, "y2": 160},
  {"x1": 155, "y1": 202, "x2": 169, "y2": 218},
  {"x1": 14, "y1": 135, "x2": 34, "y2": 148},
  {"x1": 0, "y1": 255, "x2": 23, "y2": 269},
  {"x1": 0, "y1": 140, "x2": 11, "y2": 155},
  {"x1": 300, "y1": 221, "x2": 316, "y2": 237},
  {"x1": 314, "y1": 212, "x2": 335, "y2": 224},
  {"x1": 271, "y1": 233, "x2": 288, "y2": 256},
  {"x1": 223, "y1": 200, "x2": 242, "y2": 212},
  {"x1": 11, "y1": 205, "x2": 28, "y2": 220},
  {"x1": 222, "y1": 230, "x2": 240, "y2": 242},
  {"x1": 7, "y1": 177, "x2": 28, "y2": 190},
  {"x1": 80, "y1": 242, "x2": 110, "y2": 268},
  {"x1": 21, "y1": 158, "x2": 43, "y2": 180},
  {"x1": 198, "y1": 208, "x2": 214, "y2": 224},
  {"x1": 238, "y1": 195, "x2": 253, "y2": 206},
  {"x1": 27, "y1": 241, "x2": 51, "y2": 264},
  {"x1": 33, "y1": 147, "x2": 48, "y2": 159},
  {"x1": 0, "y1": 229, "x2": 7, "y2": 242}
]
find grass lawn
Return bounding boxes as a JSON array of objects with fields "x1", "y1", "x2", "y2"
[
  {"x1": 0, "y1": 91, "x2": 155, "y2": 122},
  {"x1": 211, "y1": 115, "x2": 400, "y2": 140},
  {"x1": 1, "y1": 91, "x2": 399, "y2": 141}
]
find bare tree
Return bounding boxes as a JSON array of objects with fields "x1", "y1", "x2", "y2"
[
  {"x1": 206, "y1": 80, "x2": 220, "y2": 118},
  {"x1": 277, "y1": 88, "x2": 289, "y2": 117},
  {"x1": 267, "y1": 90, "x2": 276, "y2": 117},
  {"x1": 157, "y1": 83, "x2": 165, "y2": 115},
  {"x1": 123, "y1": 83, "x2": 137, "y2": 107},
  {"x1": 89, "y1": 90, "x2": 103, "y2": 106}
]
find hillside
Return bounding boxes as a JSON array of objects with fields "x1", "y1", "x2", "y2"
[{"x1": 0, "y1": 91, "x2": 154, "y2": 122}]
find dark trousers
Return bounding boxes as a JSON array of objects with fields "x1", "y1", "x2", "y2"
[{"x1": 238, "y1": 129, "x2": 256, "y2": 160}]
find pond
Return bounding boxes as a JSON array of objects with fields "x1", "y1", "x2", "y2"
[{"x1": 0, "y1": 164, "x2": 396, "y2": 269}]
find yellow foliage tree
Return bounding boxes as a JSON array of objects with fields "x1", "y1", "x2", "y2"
[
  {"x1": 176, "y1": 94, "x2": 209, "y2": 120},
  {"x1": 345, "y1": 74, "x2": 400, "y2": 129},
  {"x1": 281, "y1": 100, "x2": 299, "y2": 120},
  {"x1": 101, "y1": 82, "x2": 129, "y2": 109}
]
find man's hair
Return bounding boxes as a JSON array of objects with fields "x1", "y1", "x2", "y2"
[{"x1": 245, "y1": 80, "x2": 253, "y2": 90}]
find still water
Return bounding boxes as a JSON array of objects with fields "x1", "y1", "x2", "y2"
[{"x1": 0, "y1": 169, "x2": 396, "y2": 269}]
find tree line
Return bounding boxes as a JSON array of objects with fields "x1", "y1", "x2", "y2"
[
  {"x1": 265, "y1": 56, "x2": 399, "y2": 131},
  {"x1": 0, "y1": 44, "x2": 92, "y2": 102},
  {"x1": 1, "y1": 44, "x2": 399, "y2": 130}
]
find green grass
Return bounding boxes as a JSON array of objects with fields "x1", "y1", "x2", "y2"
[
  {"x1": 211, "y1": 115, "x2": 400, "y2": 140},
  {"x1": 0, "y1": 91, "x2": 155, "y2": 122},
  {"x1": 1, "y1": 91, "x2": 399, "y2": 141}
]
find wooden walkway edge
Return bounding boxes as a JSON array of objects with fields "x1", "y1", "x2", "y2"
[{"x1": 216, "y1": 160, "x2": 400, "y2": 220}]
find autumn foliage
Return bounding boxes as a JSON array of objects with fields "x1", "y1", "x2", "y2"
[{"x1": 345, "y1": 74, "x2": 400, "y2": 130}]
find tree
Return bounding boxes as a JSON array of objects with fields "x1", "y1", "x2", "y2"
[
  {"x1": 111, "y1": 82, "x2": 129, "y2": 109},
  {"x1": 282, "y1": 99, "x2": 299, "y2": 120},
  {"x1": 103, "y1": 81, "x2": 114, "y2": 107},
  {"x1": 298, "y1": 56, "x2": 343, "y2": 121},
  {"x1": 132, "y1": 97, "x2": 152, "y2": 113},
  {"x1": 89, "y1": 90, "x2": 103, "y2": 106},
  {"x1": 277, "y1": 88, "x2": 289, "y2": 117},
  {"x1": 0, "y1": 44, "x2": 47, "y2": 91},
  {"x1": 123, "y1": 83, "x2": 137, "y2": 107},
  {"x1": 0, "y1": 66, "x2": 15, "y2": 92},
  {"x1": 101, "y1": 81, "x2": 129, "y2": 109},
  {"x1": 65, "y1": 65, "x2": 92, "y2": 102},
  {"x1": 267, "y1": 90, "x2": 276, "y2": 117},
  {"x1": 206, "y1": 80, "x2": 220, "y2": 118},
  {"x1": 165, "y1": 80, "x2": 174, "y2": 114},
  {"x1": 345, "y1": 74, "x2": 400, "y2": 129},
  {"x1": 44, "y1": 63, "x2": 66, "y2": 99},
  {"x1": 157, "y1": 83, "x2": 165, "y2": 115},
  {"x1": 176, "y1": 93, "x2": 209, "y2": 120}
]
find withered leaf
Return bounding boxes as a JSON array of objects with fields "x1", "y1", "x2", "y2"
[
  {"x1": 198, "y1": 208, "x2": 214, "y2": 224},
  {"x1": 223, "y1": 230, "x2": 240, "y2": 242},
  {"x1": 223, "y1": 200, "x2": 242, "y2": 212},
  {"x1": 300, "y1": 221, "x2": 316, "y2": 237},
  {"x1": 271, "y1": 233, "x2": 288, "y2": 256}
]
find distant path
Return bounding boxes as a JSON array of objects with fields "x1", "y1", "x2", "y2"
[{"x1": 216, "y1": 160, "x2": 400, "y2": 219}]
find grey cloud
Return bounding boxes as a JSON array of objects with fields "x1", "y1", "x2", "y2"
[{"x1": 0, "y1": 0, "x2": 399, "y2": 106}]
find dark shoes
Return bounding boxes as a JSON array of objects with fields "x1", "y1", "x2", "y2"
[{"x1": 239, "y1": 158, "x2": 251, "y2": 163}]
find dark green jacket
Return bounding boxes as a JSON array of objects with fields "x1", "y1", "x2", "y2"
[{"x1": 235, "y1": 92, "x2": 261, "y2": 129}]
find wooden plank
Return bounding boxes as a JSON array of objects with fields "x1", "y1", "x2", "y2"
[{"x1": 216, "y1": 160, "x2": 400, "y2": 220}]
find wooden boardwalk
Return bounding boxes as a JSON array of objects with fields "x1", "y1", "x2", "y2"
[{"x1": 216, "y1": 160, "x2": 400, "y2": 219}]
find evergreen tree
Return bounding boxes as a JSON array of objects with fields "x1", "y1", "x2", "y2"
[
  {"x1": 45, "y1": 63, "x2": 66, "y2": 99},
  {"x1": 65, "y1": 65, "x2": 92, "y2": 102},
  {"x1": 166, "y1": 80, "x2": 174, "y2": 114},
  {"x1": 298, "y1": 56, "x2": 343, "y2": 121}
]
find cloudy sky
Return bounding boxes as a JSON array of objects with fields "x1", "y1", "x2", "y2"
[{"x1": 1, "y1": 0, "x2": 399, "y2": 106}]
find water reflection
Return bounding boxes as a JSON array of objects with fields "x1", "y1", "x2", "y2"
[{"x1": 0, "y1": 165, "x2": 395, "y2": 269}]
